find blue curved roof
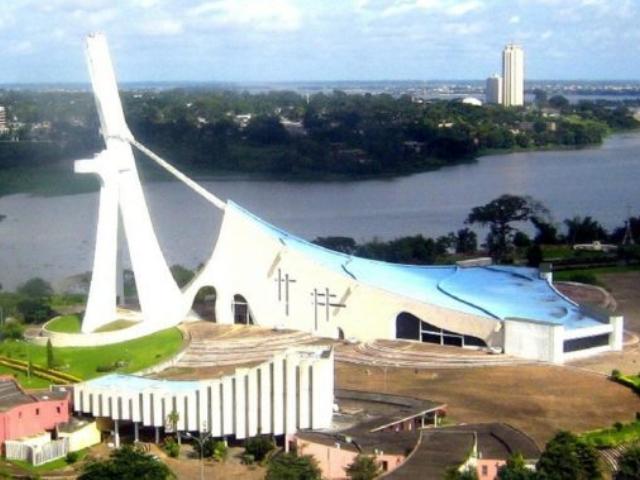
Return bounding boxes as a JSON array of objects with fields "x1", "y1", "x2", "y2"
[
  {"x1": 84, "y1": 374, "x2": 200, "y2": 392},
  {"x1": 229, "y1": 202, "x2": 603, "y2": 330}
]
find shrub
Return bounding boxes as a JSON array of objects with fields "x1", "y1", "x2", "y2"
[
  {"x1": 266, "y1": 452, "x2": 321, "y2": 480},
  {"x1": 241, "y1": 453, "x2": 255, "y2": 465},
  {"x1": 47, "y1": 339, "x2": 54, "y2": 369},
  {"x1": 614, "y1": 422, "x2": 624, "y2": 432},
  {"x1": 201, "y1": 438, "x2": 228, "y2": 461},
  {"x1": 612, "y1": 369, "x2": 621, "y2": 379},
  {"x1": 16, "y1": 297, "x2": 52, "y2": 324},
  {"x1": 163, "y1": 437, "x2": 180, "y2": 458},
  {"x1": 0, "y1": 321, "x2": 24, "y2": 340},
  {"x1": 95, "y1": 363, "x2": 117, "y2": 373},
  {"x1": 245, "y1": 436, "x2": 275, "y2": 462},
  {"x1": 66, "y1": 451, "x2": 80, "y2": 464}
]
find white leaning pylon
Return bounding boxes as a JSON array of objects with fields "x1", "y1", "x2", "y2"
[{"x1": 77, "y1": 33, "x2": 183, "y2": 332}]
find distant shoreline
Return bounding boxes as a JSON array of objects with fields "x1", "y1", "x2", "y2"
[{"x1": 0, "y1": 129, "x2": 639, "y2": 199}]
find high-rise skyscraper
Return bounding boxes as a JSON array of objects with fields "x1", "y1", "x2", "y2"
[
  {"x1": 485, "y1": 74, "x2": 503, "y2": 104},
  {"x1": 502, "y1": 44, "x2": 524, "y2": 107}
]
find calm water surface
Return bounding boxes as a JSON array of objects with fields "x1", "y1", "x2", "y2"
[{"x1": 1, "y1": 131, "x2": 639, "y2": 290}]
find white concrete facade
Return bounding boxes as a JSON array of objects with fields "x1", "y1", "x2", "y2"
[
  {"x1": 485, "y1": 75, "x2": 503, "y2": 104},
  {"x1": 73, "y1": 348, "x2": 334, "y2": 439},
  {"x1": 502, "y1": 44, "x2": 524, "y2": 107}
]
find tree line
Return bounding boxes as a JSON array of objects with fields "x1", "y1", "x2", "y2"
[
  {"x1": 313, "y1": 194, "x2": 640, "y2": 265},
  {"x1": 0, "y1": 88, "x2": 638, "y2": 178}
]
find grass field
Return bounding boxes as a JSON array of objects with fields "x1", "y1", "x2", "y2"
[
  {"x1": 0, "y1": 328, "x2": 183, "y2": 382},
  {"x1": 6, "y1": 448, "x2": 88, "y2": 475},
  {"x1": 46, "y1": 314, "x2": 82, "y2": 333},
  {"x1": 554, "y1": 265, "x2": 640, "y2": 282},
  {"x1": 94, "y1": 319, "x2": 138, "y2": 333},
  {"x1": 0, "y1": 365, "x2": 50, "y2": 389},
  {"x1": 581, "y1": 420, "x2": 640, "y2": 448}
]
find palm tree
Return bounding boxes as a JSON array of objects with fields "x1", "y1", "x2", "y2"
[{"x1": 166, "y1": 410, "x2": 180, "y2": 444}]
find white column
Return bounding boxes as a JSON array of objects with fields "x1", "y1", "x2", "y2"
[
  {"x1": 76, "y1": 152, "x2": 119, "y2": 333},
  {"x1": 152, "y1": 392, "x2": 163, "y2": 427},
  {"x1": 100, "y1": 391, "x2": 110, "y2": 418},
  {"x1": 311, "y1": 350, "x2": 334, "y2": 430},
  {"x1": 610, "y1": 316, "x2": 624, "y2": 351},
  {"x1": 132, "y1": 393, "x2": 142, "y2": 423},
  {"x1": 284, "y1": 355, "x2": 297, "y2": 434},
  {"x1": 298, "y1": 360, "x2": 310, "y2": 430},
  {"x1": 114, "y1": 419, "x2": 120, "y2": 448},
  {"x1": 247, "y1": 368, "x2": 259, "y2": 437},
  {"x1": 210, "y1": 381, "x2": 222, "y2": 438},
  {"x1": 272, "y1": 357, "x2": 284, "y2": 436},
  {"x1": 134, "y1": 422, "x2": 140, "y2": 442},
  {"x1": 234, "y1": 370, "x2": 248, "y2": 439},
  {"x1": 221, "y1": 377, "x2": 234, "y2": 436},
  {"x1": 259, "y1": 364, "x2": 272, "y2": 435}
]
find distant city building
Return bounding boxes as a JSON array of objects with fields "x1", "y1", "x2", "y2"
[
  {"x1": 462, "y1": 97, "x2": 483, "y2": 107},
  {"x1": 485, "y1": 75, "x2": 503, "y2": 104},
  {"x1": 502, "y1": 44, "x2": 524, "y2": 106},
  {"x1": 0, "y1": 106, "x2": 7, "y2": 133}
]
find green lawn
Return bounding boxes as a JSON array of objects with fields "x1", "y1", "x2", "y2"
[
  {"x1": 554, "y1": 265, "x2": 640, "y2": 282},
  {"x1": 581, "y1": 420, "x2": 640, "y2": 448},
  {"x1": 94, "y1": 319, "x2": 138, "y2": 333},
  {"x1": 541, "y1": 244, "x2": 574, "y2": 259},
  {"x1": 0, "y1": 328, "x2": 183, "y2": 382},
  {"x1": 6, "y1": 448, "x2": 88, "y2": 475},
  {"x1": 46, "y1": 314, "x2": 82, "y2": 333},
  {"x1": 0, "y1": 365, "x2": 51, "y2": 389}
]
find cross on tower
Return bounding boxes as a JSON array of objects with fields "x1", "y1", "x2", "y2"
[
  {"x1": 274, "y1": 268, "x2": 297, "y2": 316},
  {"x1": 311, "y1": 288, "x2": 346, "y2": 331}
]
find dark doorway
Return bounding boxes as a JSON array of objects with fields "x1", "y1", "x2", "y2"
[
  {"x1": 396, "y1": 312, "x2": 420, "y2": 340},
  {"x1": 192, "y1": 286, "x2": 217, "y2": 322}
]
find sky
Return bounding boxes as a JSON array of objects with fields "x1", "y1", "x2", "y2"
[{"x1": 1, "y1": 0, "x2": 639, "y2": 83}]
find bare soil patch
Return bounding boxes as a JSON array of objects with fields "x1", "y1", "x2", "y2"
[{"x1": 336, "y1": 363, "x2": 640, "y2": 446}]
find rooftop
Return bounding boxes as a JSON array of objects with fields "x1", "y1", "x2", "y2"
[
  {"x1": 296, "y1": 389, "x2": 445, "y2": 455},
  {"x1": 386, "y1": 423, "x2": 540, "y2": 479},
  {"x1": 230, "y1": 201, "x2": 605, "y2": 330}
]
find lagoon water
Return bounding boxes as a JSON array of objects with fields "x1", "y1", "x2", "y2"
[{"x1": 1, "y1": 131, "x2": 639, "y2": 290}]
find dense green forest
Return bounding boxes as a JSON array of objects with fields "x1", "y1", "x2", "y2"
[{"x1": 0, "y1": 89, "x2": 638, "y2": 181}]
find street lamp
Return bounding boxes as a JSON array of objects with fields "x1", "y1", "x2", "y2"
[{"x1": 180, "y1": 421, "x2": 212, "y2": 480}]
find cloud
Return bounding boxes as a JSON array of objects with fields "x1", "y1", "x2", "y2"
[
  {"x1": 139, "y1": 18, "x2": 183, "y2": 36},
  {"x1": 187, "y1": 0, "x2": 302, "y2": 32},
  {"x1": 509, "y1": 15, "x2": 520, "y2": 23},
  {"x1": 380, "y1": 0, "x2": 484, "y2": 18}
]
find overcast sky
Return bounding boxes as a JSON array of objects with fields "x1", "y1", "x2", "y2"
[{"x1": 1, "y1": 0, "x2": 639, "y2": 83}]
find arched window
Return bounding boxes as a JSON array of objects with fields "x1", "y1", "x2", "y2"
[
  {"x1": 232, "y1": 294, "x2": 254, "y2": 325},
  {"x1": 191, "y1": 286, "x2": 217, "y2": 322}
]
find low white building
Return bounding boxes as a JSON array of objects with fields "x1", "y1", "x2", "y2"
[{"x1": 73, "y1": 347, "x2": 334, "y2": 445}]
